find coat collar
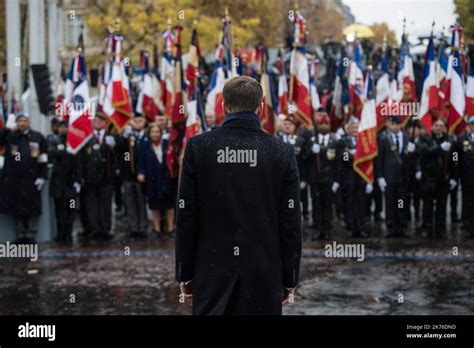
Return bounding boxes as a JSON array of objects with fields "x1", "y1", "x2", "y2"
[{"x1": 221, "y1": 112, "x2": 262, "y2": 130}]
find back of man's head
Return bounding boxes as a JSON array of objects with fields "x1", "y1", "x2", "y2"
[{"x1": 223, "y1": 76, "x2": 263, "y2": 114}]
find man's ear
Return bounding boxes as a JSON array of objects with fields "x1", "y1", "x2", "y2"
[
  {"x1": 222, "y1": 102, "x2": 230, "y2": 115},
  {"x1": 255, "y1": 101, "x2": 264, "y2": 116}
]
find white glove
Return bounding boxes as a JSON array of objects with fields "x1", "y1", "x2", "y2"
[
  {"x1": 407, "y1": 142, "x2": 416, "y2": 153},
  {"x1": 440, "y1": 141, "x2": 451, "y2": 152},
  {"x1": 415, "y1": 171, "x2": 422, "y2": 181},
  {"x1": 365, "y1": 183, "x2": 373, "y2": 194},
  {"x1": 311, "y1": 143, "x2": 321, "y2": 154},
  {"x1": 73, "y1": 182, "x2": 81, "y2": 194},
  {"x1": 331, "y1": 182, "x2": 340, "y2": 193},
  {"x1": 122, "y1": 125, "x2": 133, "y2": 138},
  {"x1": 336, "y1": 128, "x2": 345, "y2": 137},
  {"x1": 34, "y1": 178, "x2": 46, "y2": 191},
  {"x1": 377, "y1": 177, "x2": 387, "y2": 192},
  {"x1": 105, "y1": 135, "x2": 116, "y2": 148},
  {"x1": 449, "y1": 179, "x2": 457, "y2": 191},
  {"x1": 299, "y1": 181, "x2": 307, "y2": 190}
]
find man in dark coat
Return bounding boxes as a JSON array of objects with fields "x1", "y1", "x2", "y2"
[
  {"x1": 332, "y1": 116, "x2": 371, "y2": 238},
  {"x1": 175, "y1": 76, "x2": 302, "y2": 315},
  {"x1": 302, "y1": 113, "x2": 337, "y2": 240},
  {"x1": 277, "y1": 115, "x2": 308, "y2": 221},
  {"x1": 48, "y1": 119, "x2": 81, "y2": 242},
  {"x1": 376, "y1": 116, "x2": 416, "y2": 237},
  {"x1": 116, "y1": 114, "x2": 149, "y2": 237},
  {"x1": 418, "y1": 119, "x2": 457, "y2": 238},
  {"x1": 454, "y1": 116, "x2": 474, "y2": 238},
  {"x1": 0, "y1": 112, "x2": 48, "y2": 243},
  {"x1": 78, "y1": 114, "x2": 117, "y2": 239}
]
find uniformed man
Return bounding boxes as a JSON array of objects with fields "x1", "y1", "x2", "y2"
[
  {"x1": 454, "y1": 116, "x2": 474, "y2": 238},
  {"x1": 0, "y1": 112, "x2": 48, "y2": 244},
  {"x1": 376, "y1": 116, "x2": 416, "y2": 237},
  {"x1": 116, "y1": 114, "x2": 149, "y2": 237},
  {"x1": 418, "y1": 119, "x2": 457, "y2": 238},
  {"x1": 79, "y1": 114, "x2": 117, "y2": 239},
  {"x1": 302, "y1": 114, "x2": 337, "y2": 240},
  {"x1": 48, "y1": 118, "x2": 81, "y2": 242},
  {"x1": 332, "y1": 116, "x2": 371, "y2": 238},
  {"x1": 277, "y1": 115, "x2": 307, "y2": 220},
  {"x1": 405, "y1": 120, "x2": 423, "y2": 222}
]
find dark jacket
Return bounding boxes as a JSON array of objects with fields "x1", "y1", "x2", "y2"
[
  {"x1": 78, "y1": 134, "x2": 116, "y2": 185},
  {"x1": 418, "y1": 134, "x2": 454, "y2": 192},
  {"x1": 48, "y1": 134, "x2": 81, "y2": 199},
  {"x1": 335, "y1": 135, "x2": 365, "y2": 186},
  {"x1": 301, "y1": 128, "x2": 337, "y2": 184},
  {"x1": 116, "y1": 131, "x2": 149, "y2": 182},
  {"x1": 137, "y1": 138, "x2": 175, "y2": 202},
  {"x1": 375, "y1": 131, "x2": 412, "y2": 184},
  {"x1": 175, "y1": 112, "x2": 302, "y2": 315},
  {"x1": 454, "y1": 133, "x2": 474, "y2": 187},
  {"x1": 277, "y1": 132, "x2": 306, "y2": 182},
  {"x1": 0, "y1": 128, "x2": 48, "y2": 216}
]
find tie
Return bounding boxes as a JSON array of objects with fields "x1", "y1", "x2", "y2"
[
  {"x1": 397, "y1": 134, "x2": 402, "y2": 154},
  {"x1": 95, "y1": 132, "x2": 101, "y2": 144}
]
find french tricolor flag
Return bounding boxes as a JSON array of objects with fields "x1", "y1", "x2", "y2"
[
  {"x1": 277, "y1": 50, "x2": 288, "y2": 115},
  {"x1": 349, "y1": 41, "x2": 365, "y2": 118},
  {"x1": 466, "y1": 65, "x2": 474, "y2": 118},
  {"x1": 448, "y1": 26, "x2": 466, "y2": 135},
  {"x1": 419, "y1": 36, "x2": 438, "y2": 133},
  {"x1": 65, "y1": 52, "x2": 93, "y2": 154},
  {"x1": 64, "y1": 52, "x2": 93, "y2": 153},
  {"x1": 205, "y1": 44, "x2": 226, "y2": 125},
  {"x1": 376, "y1": 49, "x2": 391, "y2": 130}
]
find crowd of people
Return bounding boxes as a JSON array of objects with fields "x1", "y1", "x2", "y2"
[{"x1": 1, "y1": 100, "x2": 474, "y2": 244}]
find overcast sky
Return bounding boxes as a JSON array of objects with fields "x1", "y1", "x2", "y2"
[{"x1": 343, "y1": 0, "x2": 458, "y2": 42}]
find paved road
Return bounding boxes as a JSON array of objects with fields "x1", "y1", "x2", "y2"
[{"x1": 0, "y1": 215, "x2": 473, "y2": 315}]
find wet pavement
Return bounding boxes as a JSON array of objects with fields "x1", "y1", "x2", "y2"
[{"x1": 0, "y1": 213, "x2": 473, "y2": 315}]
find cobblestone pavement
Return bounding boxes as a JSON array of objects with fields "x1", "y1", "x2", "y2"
[{"x1": 0, "y1": 215, "x2": 473, "y2": 315}]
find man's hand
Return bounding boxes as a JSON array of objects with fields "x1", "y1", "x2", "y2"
[
  {"x1": 282, "y1": 287, "x2": 295, "y2": 305},
  {"x1": 180, "y1": 281, "x2": 193, "y2": 298},
  {"x1": 137, "y1": 174, "x2": 145, "y2": 183}
]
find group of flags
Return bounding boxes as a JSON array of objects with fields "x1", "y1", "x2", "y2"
[{"x1": 2, "y1": 8, "x2": 471, "y2": 188}]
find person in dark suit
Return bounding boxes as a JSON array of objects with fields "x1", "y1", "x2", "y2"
[
  {"x1": 48, "y1": 119, "x2": 81, "y2": 242},
  {"x1": 78, "y1": 114, "x2": 117, "y2": 240},
  {"x1": 418, "y1": 119, "x2": 457, "y2": 238},
  {"x1": 376, "y1": 116, "x2": 416, "y2": 237},
  {"x1": 405, "y1": 120, "x2": 423, "y2": 223},
  {"x1": 277, "y1": 115, "x2": 307, "y2": 221},
  {"x1": 302, "y1": 113, "x2": 337, "y2": 240},
  {"x1": 117, "y1": 114, "x2": 149, "y2": 237},
  {"x1": 175, "y1": 76, "x2": 302, "y2": 315},
  {"x1": 0, "y1": 112, "x2": 48, "y2": 244},
  {"x1": 137, "y1": 123, "x2": 176, "y2": 238},
  {"x1": 332, "y1": 116, "x2": 371, "y2": 238},
  {"x1": 454, "y1": 116, "x2": 474, "y2": 238}
]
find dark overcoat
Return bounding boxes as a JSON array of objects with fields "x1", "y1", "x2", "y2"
[
  {"x1": 175, "y1": 112, "x2": 302, "y2": 315},
  {"x1": 0, "y1": 128, "x2": 48, "y2": 216}
]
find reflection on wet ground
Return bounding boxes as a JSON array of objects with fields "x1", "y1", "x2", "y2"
[{"x1": 0, "y1": 215, "x2": 473, "y2": 315}]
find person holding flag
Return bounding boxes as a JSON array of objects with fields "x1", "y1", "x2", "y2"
[
  {"x1": 376, "y1": 115, "x2": 417, "y2": 238},
  {"x1": 454, "y1": 115, "x2": 474, "y2": 239},
  {"x1": 418, "y1": 118, "x2": 456, "y2": 238},
  {"x1": 302, "y1": 109, "x2": 338, "y2": 240}
]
